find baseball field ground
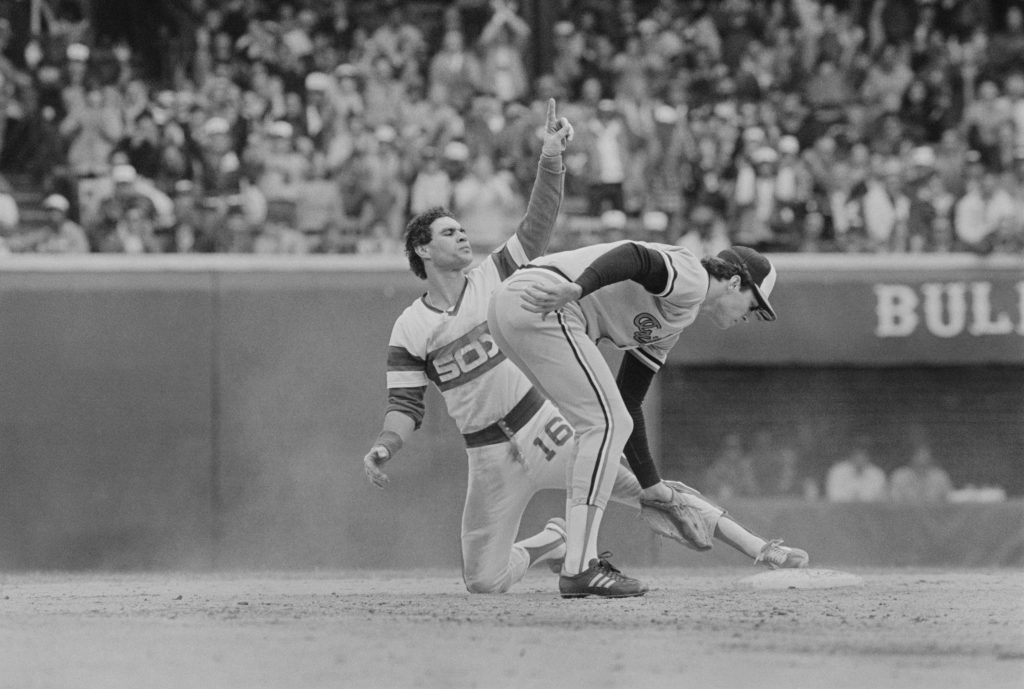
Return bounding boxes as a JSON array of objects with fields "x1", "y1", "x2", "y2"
[{"x1": 1, "y1": 567, "x2": 1021, "y2": 689}]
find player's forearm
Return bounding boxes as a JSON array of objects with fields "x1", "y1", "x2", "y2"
[
  {"x1": 617, "y1": 354, "x2": 662, "y2": 489},
  {"x1": 575, "y1": 242, "x2": 669, "y2": 297},
  {"x1": 374, "y1": 410, "x2": 417, "y2": 458},
  {"x1": 515, "y1": 154, "x2": 565, "y2": 260}
]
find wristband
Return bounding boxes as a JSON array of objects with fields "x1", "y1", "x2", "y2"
[{"x1": 375, "y1": 430, "x2": 403, "y2": 458}]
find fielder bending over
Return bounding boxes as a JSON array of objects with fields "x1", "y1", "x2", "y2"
[{"x1": 487, "y1": 241, "x2": 809, "y2": 598}]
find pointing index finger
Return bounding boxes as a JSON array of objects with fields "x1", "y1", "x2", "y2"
[{"x1": 546, "y1": 98, "x2": 557, "y2": 132}]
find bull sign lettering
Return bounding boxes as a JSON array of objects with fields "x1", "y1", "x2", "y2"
[{"x1": 874, "y1": 282, "x2": 1024, "y2": 338}]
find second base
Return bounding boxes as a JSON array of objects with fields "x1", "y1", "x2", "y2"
[{"x1": 736, "y1": 568, "x2": 864, "y2": 590}]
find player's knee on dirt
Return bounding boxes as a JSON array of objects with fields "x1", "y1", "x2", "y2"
[{"x1": 464, "y1": 571, "x2": 512, "y2": 594}]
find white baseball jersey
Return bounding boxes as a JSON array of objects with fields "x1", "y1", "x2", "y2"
[
  {"x1": 386, "y1": 235, "x2": 535, "y2": 434},
  {"x1": 530, "y1": 241, "x2": 709, "y2": 370}
]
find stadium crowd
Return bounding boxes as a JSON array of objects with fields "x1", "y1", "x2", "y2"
[{"x1": 0, "y1": 0, "x2": 1023, "y2": 255}]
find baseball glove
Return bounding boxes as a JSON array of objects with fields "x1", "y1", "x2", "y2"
[{"x1": 639, "y1": 481, "x2": 724, "y2": 551}]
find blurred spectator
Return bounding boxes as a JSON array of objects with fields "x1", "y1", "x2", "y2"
[
  {"x1": 890, "y1": 443, "x2": 954, "y2": 503},
  {"x1": 22, "y1": 194, "x2": 89, "y2": 253},
  {"x1": 409, "y1": 147, "x2": 453, "y2": 216},
  {"x1": 825, "y1": 440, "x2": 888, "y2": 503},
  {"x1": 115, "y1": 109, "x2": 162, "y2": 181},
  {"x1": 704, "y1": 433, "x2": 758, "y2": 500},
  {"x1": 60, "y1": 82, "x2": 122, "y2": 177},
  {"x1": 0, "y1": 173, "x2": 18, "y2": 233},
  {"x1": 90, "y1": 164, "x2": 159, "y2": 253},
  {"x1": 428, "y1": 30, "x2": 481, "y2": 113},
  {"x1": 451, "y1": 152, "x2": 523, "y2": 253},
  {"x1": 962, "y1": 77, "x2": 1012, "y2": 169},
  {"x1": 676, "y1": 202, "x2": 730, "y2": 257},
  {"x1": 253, "y1": 218, "x2": 308, "y2": 254},
  {"x1": 580, "y1": 98, "x2": 630, "y2": 215},
  {"x1": 478, "y1": 0, "x2": 531, "y2": 104},
  {"x1": 860, "y1": 43, "x2": 914, "y2": 119},
  {"x1": 842, "y1": 157, "x2": 910, "y2": 252},
  {"x1": 167, "y1": 180, "x2": 212, "y2": 253},
  {"x1": 953, "y1": 169, "x2": 1016, "y2": 253}
]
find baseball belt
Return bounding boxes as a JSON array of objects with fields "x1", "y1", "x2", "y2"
[{"x1": 462, "y1": 387, "x2": 546, "y2": 449}]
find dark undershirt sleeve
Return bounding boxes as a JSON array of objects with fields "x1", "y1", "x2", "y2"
[
  {"x1": 616, "y1": 352, "x2": 663, "y2": 489},
  {"x1": 574, "y1": 243, "x2": 669, "y2": 297},
  {"x1": 386, "y1": 386, "x2": 426, "y2": 430}
]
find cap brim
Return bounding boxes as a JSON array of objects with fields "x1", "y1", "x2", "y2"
[{"x1": 750, "y1": 282, "x2": 776, "y2": 321}]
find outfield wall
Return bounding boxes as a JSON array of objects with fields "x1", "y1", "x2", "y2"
[{"x1": 0, "y1": 254, "x2": 1020, "y2": 570}]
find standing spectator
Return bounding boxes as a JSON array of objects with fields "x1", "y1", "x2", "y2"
[
  {"x1": 953, "y1": 169, "x2": 1016, "y2": 253},
  {"x1": 362, "y1": 55, "x2": 406, "y2": 129},
  {"x1": 962, "y1": 78, "x2": 1012, "y2": 169},
  {"x1": 369, "y1": 3, "x2": 426, "y2": 73},
  {"x1": 450, "y1": 152, "x2": 523, "y2": 253},
  {"x1": 860, "y1": 43, "x2": 915, "y2": 119},
  {"x1": 675, "y1": 202, "x2": 730, "y2": 257},
  {"x1": 331, "y1": 64, "x2": 365, "y2": 124},
  {"x1": 409, "y1": 148, "x2": 453, "y2": 216},
  {"x1": 427, "y1": 29, "x2": 481, "y2": 114},
  {"x1": 906, "y1": 147, "x2": 957, "y2": 253},
  {"x1": 844, "y1": 158, "x2": 910, "y2": 252},
  {"x1": 60, "y1": 83, "x2": 123, "y2": 177},
  {"x1": 90, "y1": 164, "x2": 160, "y2": 253},
  {"x1": 825, "y1": 440, "x2": 888, "y2": 503},
  {"x1": 986, "y1": 4, "x2": 1024, "y2": 76},
  {"x1": 302, "y1": 72, "x2": 335, "y2": 150},
  {"x1": 890, "y1": 444, "x2": 954, "y2": 503},
  {"x1": 580, "y1": 99, "x2": 630, "y2": 215},
  {"x1": 115, "y1": 110, "x2": 163, "y2": 181},
  {"x1": 478, "y1": 0, "x2": 530, "y2": 104},
  {"x1": 196, "y1": 116, "x2": 242, "y2": 202}
]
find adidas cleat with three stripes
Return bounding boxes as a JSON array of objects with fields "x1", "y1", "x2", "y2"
[{"x1": 558, "y1": 552, "x2": 648, "y2": 599}]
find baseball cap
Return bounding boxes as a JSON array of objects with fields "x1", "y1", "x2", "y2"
[
  {"x1": 42, "y1": 194, "x2": 70, "y2": 212},
  {"x1": 717, "y1": 246, "x2": 777, "y2": 321}
]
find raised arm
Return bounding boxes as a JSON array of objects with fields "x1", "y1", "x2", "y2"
[{"x1": 515, "y1": 98, "x2": 573, "y2": 260}]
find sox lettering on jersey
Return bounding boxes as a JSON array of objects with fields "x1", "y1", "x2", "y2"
[
  {"x1": 427, "y1": 322, "x2": 506, "y2": 390},
  {"x1": 874, "y1": 281, "x2": 1024, "y2": 338}
]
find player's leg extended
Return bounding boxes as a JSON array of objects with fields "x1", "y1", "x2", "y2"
[
  {"x1": 489, "y1": 283, "x2": 632, "y2": 577},
  {"x1": 653, "y1": 481, "x2": 809, "y2": 568}
]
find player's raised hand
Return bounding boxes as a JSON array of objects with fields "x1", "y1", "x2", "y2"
[
  {"x1": 363, "y1": 445, "x2": 391, "y2": 489},
  {"x1": 520, "y1": 281, "x2": 584, "y2": 317},
  {"x1": 541, "y1": 98, "x2": 574, "y2": 157}
]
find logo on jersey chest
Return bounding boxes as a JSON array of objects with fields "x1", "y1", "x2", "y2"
[
  {"x1": 427, "y1": 322, "x2": 506, "y2": 391},
  {"x1": 633, "y1": 312, "x2": 662, "y2": 343}
]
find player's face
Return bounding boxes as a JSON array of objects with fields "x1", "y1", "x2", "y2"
[
  {"x1": 708, "y1": 278, "x2": 760, "y2": 329},
  {"x1": 425, "y1": 216, "x2": 473, "y2": 271}
]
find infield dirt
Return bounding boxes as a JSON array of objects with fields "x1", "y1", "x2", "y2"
[{"x1": 1, "y1": 568, "x2": 1021, "y2": 689}]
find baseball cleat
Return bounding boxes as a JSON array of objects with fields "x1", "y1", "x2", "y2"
[
  {"x1": 755, "y1": 539, "x2": 810, "y2": 569},
  {"x1": 525, "y1": 517, "x2": 567, "y2": 573},
  {"x1": 558, "y1": 552, "x2": 648, "y2": 598}
]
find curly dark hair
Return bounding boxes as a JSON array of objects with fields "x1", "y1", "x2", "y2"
[{"x1": 404, "y1": 206, "x2": 455, "y2": 280}]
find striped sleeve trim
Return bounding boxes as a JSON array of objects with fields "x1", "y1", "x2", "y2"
[
  {"x1": 632, "y1": 347, "x2": 665, "y2": 372},
  {"x1": 490, "y1": 234, "x2": 529, "y2": 280},
  {"x1": 653, "y1": 249, "x2": 679, "y2": 298},
  {"x1": 387, "y1": 370, "x2": 428, "y2": 388},
  {"x1": 387, "y1": 345, "x2": 425, "y2": 371}
]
